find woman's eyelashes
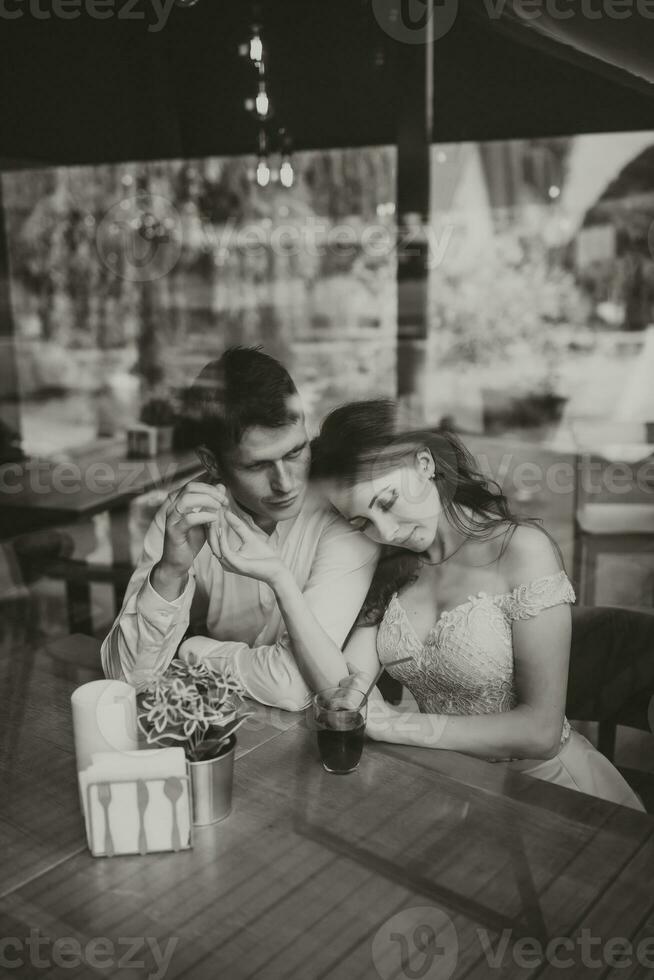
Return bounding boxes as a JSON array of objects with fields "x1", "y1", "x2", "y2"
[
  {"x1": 348, "y1": 490, "x2": 398, "y2": 530},
  {"x1": 379, "y1": 490, "x2": 398, "y2": 512}
]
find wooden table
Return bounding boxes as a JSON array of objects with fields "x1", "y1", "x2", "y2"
[
  {"x1": 0, "y1": 439, "x2": 203, "y2": 526},
  {"x1": 0, "y1": 439, "x2": 204, "y2": 632},
  {"x1": 2, "y1": 636, "x2": 654, "y2": 980}
]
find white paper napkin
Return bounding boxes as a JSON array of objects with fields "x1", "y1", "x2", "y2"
[{"x1": 71, "y1": 679, "x2": 138, "y2": 773}]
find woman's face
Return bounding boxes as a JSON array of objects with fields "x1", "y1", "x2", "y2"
[{"x1": 327, "y1": 451, "x2": 442, "y2": 551}]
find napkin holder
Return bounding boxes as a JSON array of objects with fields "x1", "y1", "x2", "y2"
[
  {"x1": 85, "y1": 773, "x2": 193, "y2": 857},
  {"x1": 81, "y1": 750, "x2": 194, "y2": 857}
]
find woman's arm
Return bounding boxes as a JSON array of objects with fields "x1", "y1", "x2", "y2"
[
  {"x1": 210, "y1": 511, "x2": 375, "y2": 695},
  {"x1": 341, "y1": 623, "x2": 383, "y2": 692},
  {"x1": 365, "y1": 611, "x2": 569, "y2": 758},
  {"x1": 269, "y1": 568, "x2": 356, "y2": 691},
  {"x1": 364, "y1": 526, "x2": 571, "y2": 761}
]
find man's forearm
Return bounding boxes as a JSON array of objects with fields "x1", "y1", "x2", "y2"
[
  {"x1": 102, "y1": 561, "x2": 195, "y2": 686},
  {"x1": 151, "y1": 560, "x2": 189, "y2": 602},
  {"x1": 178, "y1": 634, "x2": 313, "y2": 712}
]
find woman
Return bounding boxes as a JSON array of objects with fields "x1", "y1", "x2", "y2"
[{"x1": 210, "y1": 399, "x2": 643, "y2": 810}]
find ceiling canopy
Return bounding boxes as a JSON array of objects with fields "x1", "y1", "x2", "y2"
[{"x1": 464, "y1": 0, "x2": 654, "y2": 89}]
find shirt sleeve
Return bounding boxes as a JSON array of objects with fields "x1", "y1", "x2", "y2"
[
  {"x1": 179, "y1": 515, "x2": 380, "y2": 711},
  {"x1": 100, "y1": 501, "x2": 197, "y2": 687}
]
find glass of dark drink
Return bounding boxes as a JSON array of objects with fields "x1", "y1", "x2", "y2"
[{"x1": 313, "y1": 687, "x2": 367, "y2": 774}]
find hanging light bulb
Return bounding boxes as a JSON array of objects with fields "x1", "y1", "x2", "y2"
[
  {"x1": 255, "y1": 83, "x2": 270, "y2": 118},
  {"x1": 277, "y1": 128, "x2": 293, "y2": 187},
  {"x1": 249, "y1": 32, "x2": 263, "y2": 63},
  {"x1": 256, "y1": 158, "x2": 271, "y2": 187},
  {"x1": 255, "y1": 129, "x2": 270, "y2": 187},
  {"x1": 279, "y1": 158, "x2": 294, "y2": 188}
]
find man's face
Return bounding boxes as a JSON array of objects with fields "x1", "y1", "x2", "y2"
[{"x1": 222, "y1": 396, "x2": 310, "y2": 532}]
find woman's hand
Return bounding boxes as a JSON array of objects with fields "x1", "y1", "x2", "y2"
[
  {"x1": 206, "y1": 510, "x2": 287, "y2": 587},
  {"x1": 338, "y1": 663, "x2": 374, "y2": 697},
  {"x1": 337, "y1": 662, "x2": 397, "y2": 742},
  {"x1": 364, "y1": 698, "x2": 399, "y2": 742}
]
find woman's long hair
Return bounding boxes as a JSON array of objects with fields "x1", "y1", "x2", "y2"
[{"x1": 310, "y1": 399, "x2": 560, "y2": 625}]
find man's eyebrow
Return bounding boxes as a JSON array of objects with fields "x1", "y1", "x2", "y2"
[
  {"x1": 284, "y1": 439, "x2": 308, "y2": 456},
  {"x1": 245, "y1": 440, "x2": 308, "y2": 467}
]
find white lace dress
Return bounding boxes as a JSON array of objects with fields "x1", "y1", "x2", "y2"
[{"x1": 377, "y1": 570, "x2": 644, "y2": 811}]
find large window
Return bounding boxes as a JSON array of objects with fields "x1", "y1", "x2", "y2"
[
  {"x1": 427, "y1": 131, "x2": 654, "y2": 607},
  {"x1": 427, "y1": 132, "x2": 654, "y2": 438},
  {"x1": 1, "y1": 147, "x2": 397, "y2": 459},
  {"x1": 1, "y1": 133, "x2": 652, "y2": 632}
]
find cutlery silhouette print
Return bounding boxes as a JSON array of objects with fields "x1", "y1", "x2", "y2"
[
  {"x1": 136, "y1": 780, "x2": 149, "y2": 855},
  {"x1": 163, "y1": 777, "x2": 183, "y2": 852},
  {"x1": 97, "y1": 783, "x2": 114, "y2": 857}
]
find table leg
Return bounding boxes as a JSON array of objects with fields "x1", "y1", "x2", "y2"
[
  {"x1": 108, "y1": 509, "x2": 133, "y2": 613},
  {"x1": 66, "y1": 579, "x2": 93, "y2": 636}
]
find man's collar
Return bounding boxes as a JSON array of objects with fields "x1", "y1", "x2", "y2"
[
  {"x1": 224, "y1": 488, "x2": 301, "y2": 542},
  {"x1": 225, "y1": 491, "x2": 265, "y2": 534}
]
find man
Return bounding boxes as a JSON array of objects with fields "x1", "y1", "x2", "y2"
[{"x1": 101, "y1": 347, "x2": 379, "y2": 710}]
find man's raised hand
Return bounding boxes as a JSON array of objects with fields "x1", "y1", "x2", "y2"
[{"x1": 152, "y1": 481, "x2": 228, "y2": 600}]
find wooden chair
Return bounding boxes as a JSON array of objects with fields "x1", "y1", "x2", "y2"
[
  {"x1": 12, "y1": 528, "x2": 133, "y2": 636},
  {"x1": 571, "y1": 420, "x2": 654, "y2": 606},
  {"x1": 45, "y1": 632, "x2": 104, "y2": 684},
  {"x1": 565, "y1": 604, "x2": 654, "y2": 762}
]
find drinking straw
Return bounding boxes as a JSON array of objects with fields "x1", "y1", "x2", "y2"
[{"x1": 362, "y1": 657, "x2": 412, "y2": 701}]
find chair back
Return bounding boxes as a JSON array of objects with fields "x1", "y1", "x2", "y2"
[
  {"x1": 566, "y1": 604, "x2": 654, "y2": 726},
  {"x1": 571, "y1": 419, "x2": 654, "y2": 509}
]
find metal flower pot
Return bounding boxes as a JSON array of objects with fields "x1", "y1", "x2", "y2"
[{"x1": 188, "y1": 738, "x2": 236, "y2": 826}]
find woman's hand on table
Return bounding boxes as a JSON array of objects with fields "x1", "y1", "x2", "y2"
[
  {"x1": 337, "y1": 665, "x2": 448, "y2": 746},
  {"x1": 364, "y1": 699, "x2": 399, "y2": 741}
]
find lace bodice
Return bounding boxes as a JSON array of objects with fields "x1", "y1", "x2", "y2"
[{"x1": 377, "y1": 570, "x2": 576, "y2": 748}]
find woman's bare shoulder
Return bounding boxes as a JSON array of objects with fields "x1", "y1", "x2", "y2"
[{"x1": 499, "y1": 524, "x2": 562, "y2": 589}]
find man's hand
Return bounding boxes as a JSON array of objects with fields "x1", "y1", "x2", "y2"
[
  {"x1": 206, "y1": 510, "x2": 286, "y2": 587},
  {"x1": 152, "y1": 481, "x2": 228, "y2": 600}
]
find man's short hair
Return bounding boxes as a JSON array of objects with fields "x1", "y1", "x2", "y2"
[{"x1": 180, "y1": 346, "x2": 300, "y2": 464}]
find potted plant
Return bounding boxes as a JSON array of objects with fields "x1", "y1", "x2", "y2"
[{"x1": 137, "y1": 657, "x2": 252, "y2": 826}]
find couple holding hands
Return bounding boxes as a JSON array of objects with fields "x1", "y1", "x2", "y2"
[{"x1": 102, "y1": 346, "x2": 642, "y2": 810}]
